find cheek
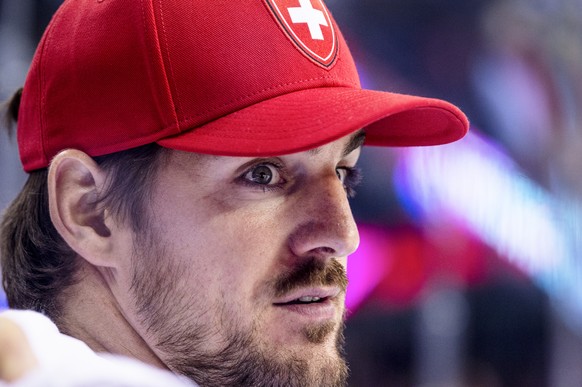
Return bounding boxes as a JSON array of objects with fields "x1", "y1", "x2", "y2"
[{"x1": 154, "y1": 199, "x2": 291, "y2": 304}]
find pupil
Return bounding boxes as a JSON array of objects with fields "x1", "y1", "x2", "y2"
[{"x1": 252, "y1": 166, "x2": 272, "y2": 184}]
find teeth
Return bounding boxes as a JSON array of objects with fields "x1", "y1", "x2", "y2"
[{"x1": 298, "y1": 296, "x2": 321, "y2": 303}]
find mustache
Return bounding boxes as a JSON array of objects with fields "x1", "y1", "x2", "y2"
[{"x1": 273, "y1": 258, "x2": 348, "y2": 298}]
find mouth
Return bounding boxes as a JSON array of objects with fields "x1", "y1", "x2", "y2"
[
  {"x1": 280, "y1": 296, "x2": 329, "y2": 305},
  {"x1": 273, "y1": 287, "x2": 341, "y2": 305},
  {"x1": 272, "y1": 287, "x2": 343, "y2": 320}
]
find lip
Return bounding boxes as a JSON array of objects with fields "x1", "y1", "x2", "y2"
[
  {"x1": 272, "y1": 287, "x2": 343, "y2": 320},
  {"x1": 272, "y1": 286, "x2": 342, "y2": 305},
  {"x1": 274, "y1": 298, "x2": 339, "y2": 320}
]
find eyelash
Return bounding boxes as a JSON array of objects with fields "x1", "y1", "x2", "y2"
[
  {"x1": 239, "y1": 162, "x2": 363, "y2": 197},
  {"x1": 339, "y1": 166, "x2": 362, "y2": 198}
]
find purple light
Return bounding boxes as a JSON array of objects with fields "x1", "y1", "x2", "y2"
[{"x1": 346, "y1": 224, "x2": 393, "y2": 312}]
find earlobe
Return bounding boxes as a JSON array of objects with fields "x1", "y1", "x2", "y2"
[{"x1": 48, "y1": 150, "x2": 116, "y2": 268}]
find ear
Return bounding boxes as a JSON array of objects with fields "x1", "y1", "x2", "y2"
[{"x1": 48, "y1": 149, "x2": 120, "y2": 268}]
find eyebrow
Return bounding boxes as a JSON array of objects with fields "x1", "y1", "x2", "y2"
[
  {"x1": 342, "y1": 130, "x2": 366, "y2": 157},
  {"x1": 306, "y1": 130, "x2": 366, "y2": 157}
]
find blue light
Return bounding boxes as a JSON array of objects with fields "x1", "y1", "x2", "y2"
[{"x1": 395, "y1": 131, "x2": 582, "y2": 330}]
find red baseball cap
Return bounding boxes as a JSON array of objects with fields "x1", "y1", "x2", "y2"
[{"x1": 17, "y1": 0, "x2": 468, "y2": 172}]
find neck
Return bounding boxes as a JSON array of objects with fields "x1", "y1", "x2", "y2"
[{"x1": 58, "y1": 260, "x2": 167, "y2": 370}]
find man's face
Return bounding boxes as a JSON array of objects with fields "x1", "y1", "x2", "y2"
[{"x1": 116, "y1": 132, "x2": 363, "y2": 386}]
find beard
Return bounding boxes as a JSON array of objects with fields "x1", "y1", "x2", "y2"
[{"x1": 128, "y1": 231, "x2": 349, "y2": 387}]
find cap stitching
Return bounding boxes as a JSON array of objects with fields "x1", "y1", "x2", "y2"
[
  {"x1": 179, "y1": 76, "x2": 358, "y2": 123},
  {"x1": 142, "y1": 0, "x2": 179, "y2": 133},
  {"x1": 178, "y1": 105, "x2": 467, "y2": 140},
  {"x1": 140, "y1": 0, "x2": 147, "y2": 48},
  {"x1": 36, "y1": 41, "x2": 47, "y2": 167},
  {"x1": 38, "y1": 6, "x2": 65, "y2": 167},
  {"x1": 156, "y1": 0, "x2": 182, "y2": 119}
]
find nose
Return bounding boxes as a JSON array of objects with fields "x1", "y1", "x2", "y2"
[{"x1": 288, "y1": 174, "x2": 360, "y2": 260}]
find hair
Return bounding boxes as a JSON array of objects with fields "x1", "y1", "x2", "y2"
[{"x1": 0, "y1": 89, "x2": 169, "y2": 322}]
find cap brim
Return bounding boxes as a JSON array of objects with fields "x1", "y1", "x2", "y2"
[{"x1": 157, "y1": 87, "x2": 469, "y2": 156}]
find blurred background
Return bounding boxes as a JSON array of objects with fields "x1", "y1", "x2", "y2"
[{"x1": 2, "y1": 0, "x2": 582, "y2": 386}]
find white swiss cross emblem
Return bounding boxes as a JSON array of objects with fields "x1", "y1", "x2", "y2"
[
  {"x1": 288, "y1": 0, "x2": 328, "y2": 40},
  {"x1": 264, "y1": 0, "x2": 338, "y2": 68}
]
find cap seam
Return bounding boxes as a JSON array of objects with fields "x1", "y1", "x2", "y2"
[
  {"x1": 37, "y1": 6, "x2": 67, "y2": 168},
  {"x1": 154, "y1": 0, "x2": 182, "y2": 124},
  {"x1": 178, "y1": 77, "x2": 359, "y2": 124}
]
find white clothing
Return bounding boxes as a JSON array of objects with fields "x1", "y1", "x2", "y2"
[{"x1": 0, "y1": 309, "x2": 196, "y2": 387}]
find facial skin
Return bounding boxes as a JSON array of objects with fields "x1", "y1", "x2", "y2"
[{"x1": 52, "y1": 132, "x2": 364, "y2": 386}]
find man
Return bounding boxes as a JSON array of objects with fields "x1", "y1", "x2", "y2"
[{"x1": 0, "y1": 0, "x2": 468, "y2": 386}]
